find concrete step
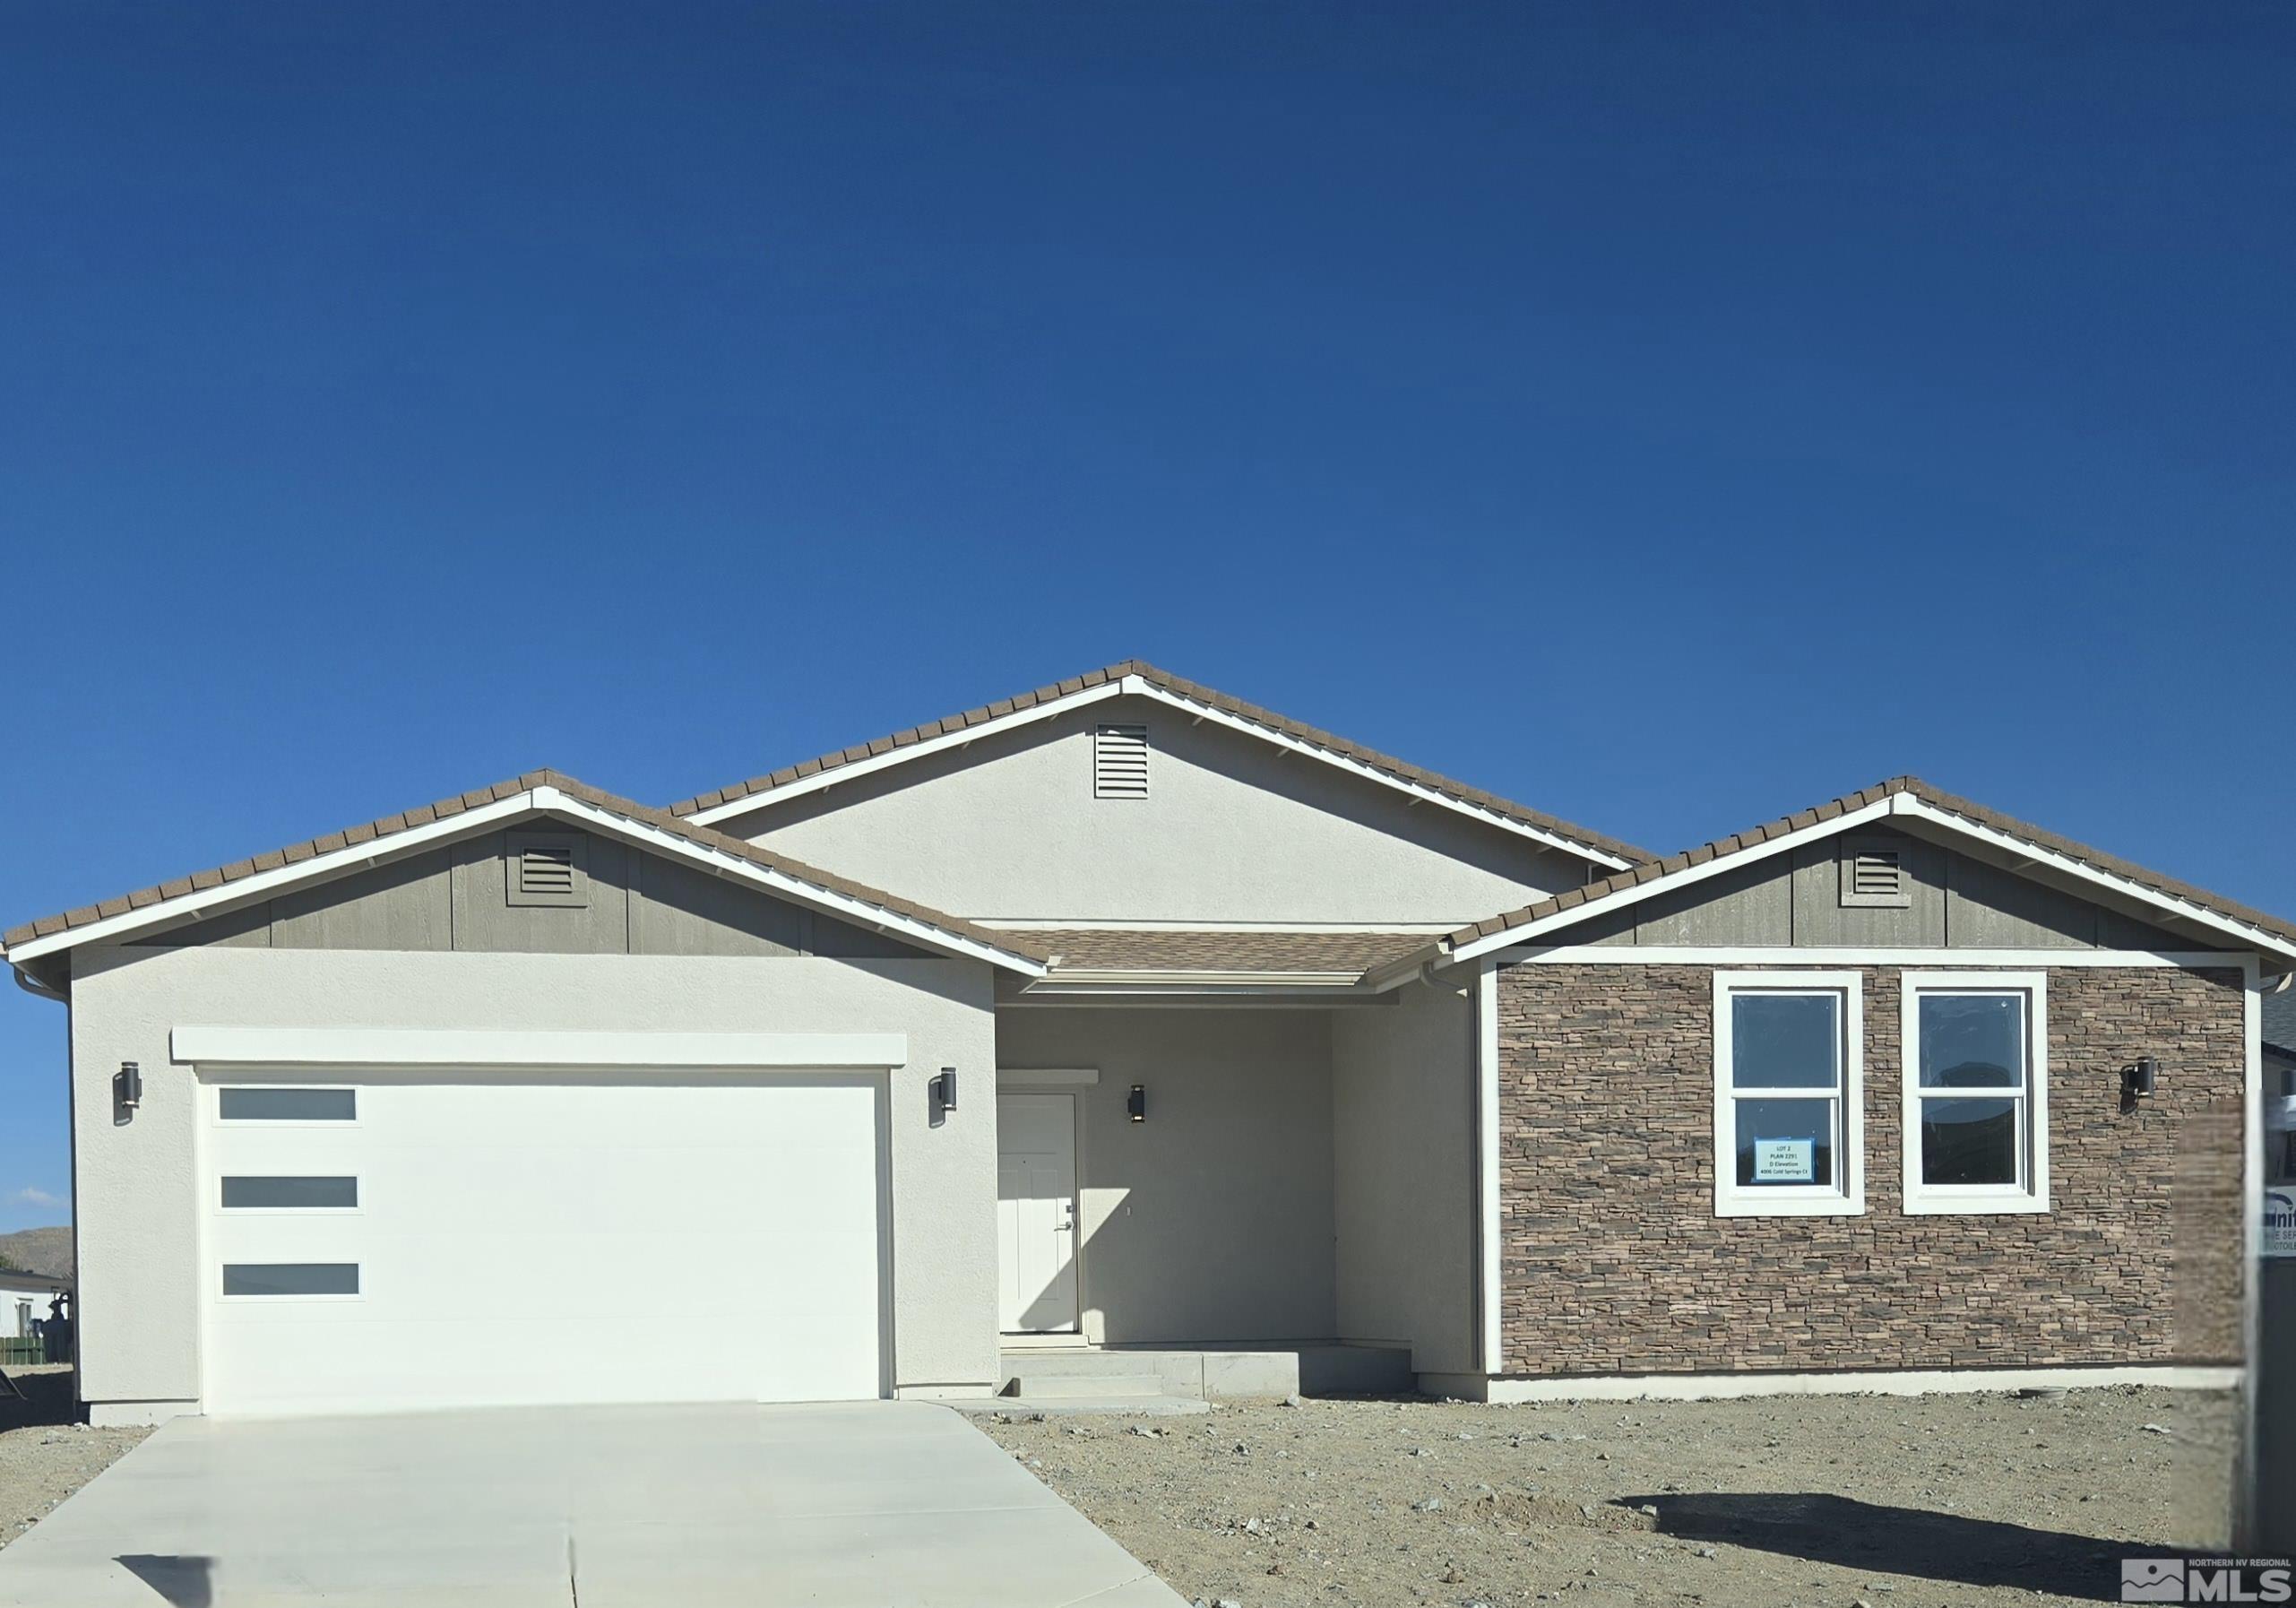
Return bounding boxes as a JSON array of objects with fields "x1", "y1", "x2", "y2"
[{"x1": 1010, "y1": 1372, "x2": 1170, "y2": 1400}]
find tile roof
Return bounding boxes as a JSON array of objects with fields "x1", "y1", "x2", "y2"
[
  {"x1": 2, "y1": 769, "x2": 1050, "y2": 971},
  {"x1": 1443, "y1": 775, "x2": 2296, "y2": 956},
  {"x1": 670, "y1": 660, "x2": 1653, "y2": 867},
  {"x1": 2265, "y1": 988, "x2": 2296, "y2": 1059},
  {"x1": 1029, "y1": 929, "x2": 1434, "y2": 979}
]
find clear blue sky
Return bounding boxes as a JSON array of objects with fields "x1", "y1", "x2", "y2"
[{"x1": 2, "y1": 4, "x2": 2290, "y2": 1232}]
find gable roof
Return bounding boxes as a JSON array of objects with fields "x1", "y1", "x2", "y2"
[
  {"x1": 2, "y1": 770, "x2": 1049, "y2": 978},
  {"x1": 1433, "y1": 775, "x2": 2296, "y2": 971},
  {"x1": 671, "y1": 661, "x2": 1653, "y2": 870}
]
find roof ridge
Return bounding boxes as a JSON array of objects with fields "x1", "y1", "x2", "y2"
[
  {"x1": 669, "y1": 661, "x2": 1655, "y2": 865},
  {"x1": 4, "y1": 770, "x2": 1049, "y2": 969},
  {"x1": 1442, "y1": 774, "x2": 2296, "y2": 955}
]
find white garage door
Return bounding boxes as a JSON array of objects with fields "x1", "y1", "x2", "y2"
[{"x1": 200, "y1": 1072, "x2": 885, "y2": 1416}]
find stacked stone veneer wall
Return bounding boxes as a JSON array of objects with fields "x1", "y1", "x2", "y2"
[{"x1": 1496, "y1": 964, "x2": 2247, "y2": 1376}]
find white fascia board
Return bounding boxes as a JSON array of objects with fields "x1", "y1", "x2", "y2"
[
  {"x1": 1122, "y1": 678, "x2": 1637, "y2": 869},
  {"x1": 681, "y1": 682, "x2": 1134, "y2": 825},
  {"x1": 172, "y1": 1025, "x2": 909, "y2": 1069},
  {"x1": 1889, "y1": 797, "x2": 2296, "y2": 967},
  {"x1": 6, "y1": 786, "x2": 1044, "y2": 977},
  {"x1": 1496, "y1": 946, "x2": 2251, "y2": 969},
  {"x1": 1445, "y1": 798, "x2": 1902, "y2": 964},
  {"x1": 3, "y1": 792, "x2": 548, "y2": 963},
  {"x1": 683, "y1": 673, "x2": 1636, "y2": 871},
  {"x1": 532, "y1": 790, "x2": 1045, "y2": 975}
]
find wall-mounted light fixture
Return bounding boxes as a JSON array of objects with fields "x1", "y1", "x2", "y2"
[
  {"x1": 2122, "y1": 1057, "x2": 2159, "y2": 1111},
  {"x1": 114, "y1": 1061, "x2": 142, "y2": 1118},
  {"x1": 1127, "y1": 1084, "x2": 1145, "y2": 1123},
  {"x1": 929, "y1": 1068, "x2": 957, "y2": 1128}
]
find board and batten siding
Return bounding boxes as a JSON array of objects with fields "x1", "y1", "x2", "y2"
[
  {"x1": 1563, "y1": 826, "x2": 2214, "y2": 951},
  {"x1": 117, "y1": 829, "x2": 928, "y2": 959}
]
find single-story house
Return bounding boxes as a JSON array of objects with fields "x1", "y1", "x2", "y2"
[
  {"x1": 0, "y1": 1270, "x2": 71, "y2": 1341},
  {"x1": 4, "y1": 661, "x2": 2289, "y2": 1423}
]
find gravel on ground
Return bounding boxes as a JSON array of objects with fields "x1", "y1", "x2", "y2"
[
  {"x1": 0, "y1": 1368, "x2": 149, "y2": 1551},
  {"x1": 978, "y1": 1386, "x2": 2237, "y2": 1608}
]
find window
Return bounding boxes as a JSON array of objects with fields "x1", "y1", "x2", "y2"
[
  {"x1": 220, "y1": 1176, "x2": 358, "y2": 1210},
  {"x1": 218, "y1": 1087, "x2": 355, "y2": 1122},
  {"x1": 1900, "y1": 973, "x2": 2049, "y2": 1215},
  {"x1": 1712, "y1": 971, "x2": 1864, "y2": 1216},
  {"x1": 220, "y1": 1263, "x2": 359, "y2": 1298}
]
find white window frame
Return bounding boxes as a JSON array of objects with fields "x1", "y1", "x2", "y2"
[
  {"x1": 1713, "y1": 970, "x2": 1865, "y2": 1217},
  {"x1": 1899, "y1": 971, "x2": 2050, "y2": 1215}
]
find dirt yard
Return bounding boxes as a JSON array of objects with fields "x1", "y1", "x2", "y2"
[
  {"x1": 0, "y1": 1369, "x2": 148, "y2": 1551},
  {"x1": 980, "y1": 1387, "x2": 2238, "y2": 1608}
]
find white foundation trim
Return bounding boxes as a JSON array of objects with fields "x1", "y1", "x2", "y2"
[
  {"x1": 1476, "y1": 958, "x2": 1502, "y2": 1374},
  {"x1": 87, "y1": 1400, "x2": 200, "y2": 1428},
  {"x1": 171, "y1": 1025, "x2": 910, "y2": 1070},
  {"x1": 1420, "y1": 1364, "x2": 2243, "y2": 1404},
  {"x1": 893, "y1": 1383, "x2": 999, "y2": 1401},
  {"x1": 1493, "y1": 946, "x2": 2250, "y2": 969}
]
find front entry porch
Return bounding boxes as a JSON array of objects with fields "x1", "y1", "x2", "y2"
[
  {"x1": 997, "y1": 1339, "x2": 1414, "y2": 1405},
  {"x1": 992, "y1": 988, "x2": 1479, "y2": 1400}
]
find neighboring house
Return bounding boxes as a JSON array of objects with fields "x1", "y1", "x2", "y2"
[
  {"x1": 2, "y1": 661, "x2": 2289, "y2": 1424},
  {"x1": 2266, "y1": 990, "x2": 2296, "y2": 1185},
  {"x1": 0, "y1": 1269, "x2": 71, "y2": 1344}
]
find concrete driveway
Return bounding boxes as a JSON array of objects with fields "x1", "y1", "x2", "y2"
[{"x1": 0, "y1": 1400, "x2": 1186, "y2": 1607}]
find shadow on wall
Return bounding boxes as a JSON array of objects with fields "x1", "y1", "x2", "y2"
[
  {"x1": 1618, "y1": 1491, "x2": 2125, "y2": 1603},
  {"x1": 117, "y1": 1555, "x2": 214, "y2": 1607}
]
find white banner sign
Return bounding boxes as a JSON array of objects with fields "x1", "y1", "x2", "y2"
[{"x1": 2266, "y1": 1186, "x2": 2296, "y2": 1260}]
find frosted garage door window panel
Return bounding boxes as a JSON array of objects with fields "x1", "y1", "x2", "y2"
[
  {"x1": 219, "y1": 1088, "x2": 356, "y2": 1121},
  {"x1": 220, "y1": 1176, "x2": 358, "y2": 1210},
  {"x1": 1712, "y1": 973, "x2": 1864, "y2": 1217},
  {"x1": 223, "y1": 1263, "x2": 360, "y2": 1297}
]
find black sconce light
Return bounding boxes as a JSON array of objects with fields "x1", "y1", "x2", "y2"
[
  {"x1": 929, "y1": 1068, "x2": 957, "y2": 1128},
  {"x1": 2122, "y1": 1057, "x2": 2159, "y2": 1111},
  {"x1": 1127, "y1": 1084, "x2": 1145, "y2": 1123},
  {"x1": 114, "y1": 1061, "x2": 142, "y2": 1118}
]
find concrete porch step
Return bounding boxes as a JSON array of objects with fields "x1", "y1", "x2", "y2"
[
  {"x1": 998, "y1": 1341, "x2": 1414, "y2": 1403},
  {"x1": 1009, "y1": 1372, "x2": 1169, "y2": 1400}
]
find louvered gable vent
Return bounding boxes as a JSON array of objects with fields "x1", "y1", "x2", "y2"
[
  {"x1": 505, "y1": 831, "x2": 590, "y2": 907},
  {"x1": 1093, "y1": 723, "x2": 1150, "y2": 799},
  {"x1": 1838, "y1": 838, "x2": 1911, "y2": 908}
]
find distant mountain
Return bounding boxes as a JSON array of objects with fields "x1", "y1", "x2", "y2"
[{"x1": 0, "y1": 1227, "x2": 73, "y2": 1281}]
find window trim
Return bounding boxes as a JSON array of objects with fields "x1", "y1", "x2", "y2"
[
  {"x1": 1899, "y1": 970, "x2": 2050, "y2": 1215},
  {"x1": 1712, "y1": 969, "x2": 1866, "y2": 1218}
]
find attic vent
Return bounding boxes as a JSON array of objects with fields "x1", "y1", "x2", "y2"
[
  {"x1": 505, "y1": 832, "x2": 589, "y2": 908},
  {"x1": 1093, "y1": 724, "x2": 1150, "y2": 799},
  {"x1": 1838, "y1": 839, "x2": 1911, "y2": 909}
]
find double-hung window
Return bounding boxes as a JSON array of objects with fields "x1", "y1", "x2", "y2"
[
  {"x1": 1900, "y1": 973, "x2": 2049, "y2": 1213},
  {"x1": 1712, "y1": 971, "x2": 1864, "y2": 1216}
]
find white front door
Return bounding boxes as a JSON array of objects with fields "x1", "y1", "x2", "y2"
[
  {"x1": 200, "y1": 1071, "x2": 887, "y2": 1415},
  {"x1": 996, "y1": 1093, "x2": 1079, "y2": 1333}
]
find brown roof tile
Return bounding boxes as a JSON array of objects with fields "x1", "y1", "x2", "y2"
[
  {"x1": 1031, "y1": 929, "x2": 1434, "y2": 979},
  {"x1": 4, "y1": 768, "x2": 1049, "y2": 971},
  {"x1": 667, "y1": 660, "x2": 1653, "y2": 868},
  {"x1": 1441, "y1": 775, "x2": 2296, "y2": 955}
]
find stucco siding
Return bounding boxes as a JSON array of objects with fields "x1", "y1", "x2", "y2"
[
  {"x1": 996, "y1": 1007, "x2": 1337, "y2": 1343},
  {"x1": 67, "y1": 945, "x2": 999, "y2": 1414},
  {"x1": 728, "y1": 697, "x2": 1588, "y2": 924},
  {"x1": 1331, "y1": 981, "x2": 1478, "y2": 1374},
  {"x1": 1495, "y1": 961, "x2": 2247, "y2": 1377}
]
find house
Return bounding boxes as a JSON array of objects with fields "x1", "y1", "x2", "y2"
[
  {"x1": 3, "y1": 661, "x2": 2287, "y2": 1424},
  {"x1": 0, "y1": 1269, "x2": 70, "y2": 1344}
]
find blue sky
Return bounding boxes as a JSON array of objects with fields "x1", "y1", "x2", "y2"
[{"x1": 2, "y1": 4, "x2": 2291, "y2": 1231}]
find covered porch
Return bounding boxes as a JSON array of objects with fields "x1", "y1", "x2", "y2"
[{"x1": 988, "y1": 950, "x2": 1478, "y2": 1402}]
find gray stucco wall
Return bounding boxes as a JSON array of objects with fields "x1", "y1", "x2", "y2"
[
  {"x1": 1331, "y1": 981, "x2": 1478, "y2": 1375},
  {"x1": 727, "y1": 696, "x2": 1592, "y2": 923},
  {"x1": 1571, "y1": 826, "x2": 2209, "y2": 950},
  {"x1": 130, "y1": 830, "x2": 928, "y2": 959},
  {"x1": 67, "y1": 946, "x2": 998, "y2": 1418},
  {"x1": 995, "y1": 1007, "x2": 1338, "y2": 1343}
]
